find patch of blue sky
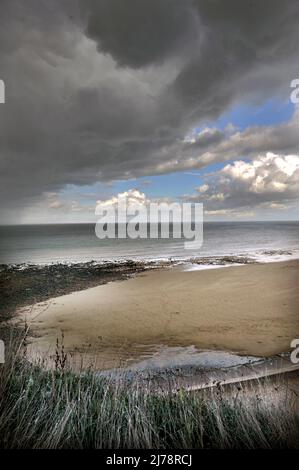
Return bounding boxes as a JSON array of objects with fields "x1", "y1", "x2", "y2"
[
  {"x1": 111, "y1": 173, "x2": 207, "y2": 199},
  {"x1": 196, "y1": 98, "x2": 295, "y2": 134}
]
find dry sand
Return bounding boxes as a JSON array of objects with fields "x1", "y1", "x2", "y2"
[{"x1": 20, "y1": 260, "x2": 299, "y2": 369}]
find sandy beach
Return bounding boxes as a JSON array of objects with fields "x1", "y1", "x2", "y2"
[{"x1": 20, "y1": 260, "x2": 299, "y2": 369}]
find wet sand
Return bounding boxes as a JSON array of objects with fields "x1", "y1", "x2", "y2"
[{"x1": 20, "y1": 260, "x2": 299, "y2": 370}]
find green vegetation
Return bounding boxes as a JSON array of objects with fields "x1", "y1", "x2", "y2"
[{"x1": 0, "y1": 334, "x2": 298, "y2": 449}]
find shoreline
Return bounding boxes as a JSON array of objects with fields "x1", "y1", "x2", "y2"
[
  {"x1": 101, "y1": 353, "x2": 299, "y2": 395},
  {"x1": 3, "y1": 259, "x2": 299, "y2": 448},
  {"x1": 16, "y1": 259, "x2": 299, "y2": 373},
  {"x1": 0, "y1": 260, "x2": 150, "y2": 320},
  {"x1": 1, "y1": 249, "x2": 298, "y2": 317}
]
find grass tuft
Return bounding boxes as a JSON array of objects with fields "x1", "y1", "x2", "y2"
[{"x1": 0, "y1": 334, "x2": 298, "y2": 449}]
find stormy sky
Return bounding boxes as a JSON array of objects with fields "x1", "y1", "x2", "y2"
[{"x1": 0, "y1": 0, "x2": 299, "y2": 223}]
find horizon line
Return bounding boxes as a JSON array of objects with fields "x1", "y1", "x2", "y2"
[{"x1": 0, "y1": 219, "x2": 298, "y2": 227}]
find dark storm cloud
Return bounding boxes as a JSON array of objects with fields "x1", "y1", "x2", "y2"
[
  {"x1": 170, "y1": 0, "x2": 299, "y2": 122},
  {"x1": 82, "y1": 0, "x2": 198, "y2": 68},
  {"x1": 1, "y1": 0, "x2": 299, "y2": 216}
]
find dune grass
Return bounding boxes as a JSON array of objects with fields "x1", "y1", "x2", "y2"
[{"x1": 0, "y1": 333, "x2": 298, "y2": 449}]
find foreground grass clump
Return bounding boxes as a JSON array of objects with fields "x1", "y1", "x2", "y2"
[{"x1": 0, "y1": 341, "x2": 298, "y2": 449}]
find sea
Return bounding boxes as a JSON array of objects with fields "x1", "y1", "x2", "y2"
[{"x1": 0, "y1": 221, "x2": 298, "y2": 267}]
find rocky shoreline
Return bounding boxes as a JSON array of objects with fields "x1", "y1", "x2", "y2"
[
  {"x1": 0, "y1": 260, "x2": 153, "y2": 319},
  {"x1": 2, "y1": 258, "x2": 298, "y2": 397},
  {"x1": 0, "y1": 253, "x2": 286, "y2": 319}
]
